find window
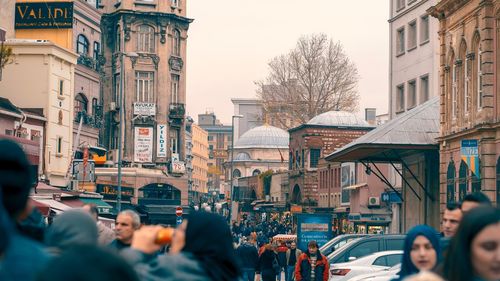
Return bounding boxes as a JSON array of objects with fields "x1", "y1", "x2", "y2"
[
  {"x1": 56, "y1": 137, "x2": 63, "y2": 154},
  {"x1": 116, "y1": 26, "x2": 121, "y2": 52},
  {"x1": 373, "y1": 256, "x2": 388, "y2": 267},
  {"x1": 477, "y1": 44, "x2": 483, "y2": 109},
  {"x1": 347, "y1": 241, "x2": 379, "y2": 260},
  {"x1": 77, "y1": 34, "x2": 89, "y2": 55},
  {"x1": 92, "y1": 98, "x2": 98, "y2": 116},
  {"x1": 208, "y1": 135, "x2": 214, "y2": 141},
  {"x1": 446, "y1": 161, "x2": 456, "y2": 203},
  {"x1": 171, "y1": 74, "x2": 180, "y2": 104},
  {"x1": 74, "y1": 94, "x2": 88, "y2": 118},
  {"x1": 135, "y1": 72, "x2": 154, "y2": 102},
  {"x1": 420, "y1": 75, "x2": 429, "y2": 102},
  {"x1": 452, "y1": 64, "x2": 458, "y2": 119},
  {"x1": 397, "y1": 27, "x2": 405, "y2": 55},
  {"x1": 173, "y1": 29, "x2": 181, "y2": 56},
  {"x1": 252, "y1": 169, "x2": 261, "y2": 176},
  {"x1": 420, "y1": 15, "x2": 429, "y2": 43},
  {"x1": 310, "y1": 149, "x2": 321, "y2": 168},
  {"x1": 59, "y1": 80, "x2": 64, "y2": 96},
  {"x1": 93, "y1": 42, "x2": 100, "y2": 60},
  {"x1": 408, "y1": 80, "x2": 416, "y2": 108},
  {"x1": 408, "y1": 20, "x2": 417, "y2": 50},
  {"x1": 464, "y1": 57, "x2": 470, "y2": 114},
  {"x1": 386, "y1": 254, "x2": 403, "y2": 267},
  {"x1": 114, "y1": 73, "x2": 120, "y2": 102},
  {"x1": 170, "y1": 130, "x2": 178, "y2": 154},
  {"x1": 233, "y1": 169, "x2": 241, "y2": 178},
  {"x1": 171, "y1": 0, "x2": 179, "y2": 7},
  {"x1": 386, "y1": 239, "x2": 404, "y2": 250},
  {"x1": 396, "y1": 0, "x2": 405, "y2": 11},
  {"x1": 396, "y1": 84, "x2": 405, "y2": 112},
  {"x1": 137, "y1": 25, "x2": 155, "y2": 53}
]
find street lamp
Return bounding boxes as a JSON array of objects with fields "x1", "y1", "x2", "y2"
[
  {"x1": 228, "y1": 115, "x2": 243, "y2": 222},
  {"x1": 116, "y1": 50, "x2": 139, "y2": 213}
]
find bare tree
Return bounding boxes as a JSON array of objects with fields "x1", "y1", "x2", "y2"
[{"x1": 256, "y1": 34, "x2": 359, "y2": 128}]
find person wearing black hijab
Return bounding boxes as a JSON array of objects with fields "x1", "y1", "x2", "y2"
[{"x1": 123, "y1": 211, "x2": 241, "y2": 281}]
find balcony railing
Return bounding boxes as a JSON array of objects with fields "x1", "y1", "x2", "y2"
[
  {"x1": 169, "y1": 103, "x2": 185, "y2": 119},
  {"x1": 74, "y1": 111, "x2": 102, "y2": 128},
  {"x1": 77, "y1": 55, "x2": 103, "y2": 72}
]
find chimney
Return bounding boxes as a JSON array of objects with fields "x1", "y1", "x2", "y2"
[{"x1": 365, "y1": 108, "x2": 376, "y2": 125}]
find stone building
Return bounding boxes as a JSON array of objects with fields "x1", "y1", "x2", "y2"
[
  {"x1": 191, "y1": 123, "x2": 209, "y2": 202},
  {"x1": 288, "y1": 111, "x2": 374, "y2": 207},
  {"x1": 429, "y1": 0, "x2": 500, "y2": 206}
]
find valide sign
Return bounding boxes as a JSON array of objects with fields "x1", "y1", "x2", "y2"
[{"x1": 15, "y1": 2, "x2": 73, "y2": 29}]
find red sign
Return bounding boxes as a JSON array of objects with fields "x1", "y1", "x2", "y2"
[
  {"x1": 83, "y1": 147, "x2": 89, "y2": 166},
  {"x1": 175, "y1": 206, "x2": 183, "y2": 217}
]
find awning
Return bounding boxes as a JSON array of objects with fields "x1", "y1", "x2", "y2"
[
  {"x1": 334, "y1": 207, "x2": 349, "y2": 213},
  {"x1": 80, "y1": 198, "x2": 113, "y2": 215},
  {"x1": 31, "y1": 198, "x2": 50, "y2": 216},
  {"x1": 33, "y1": 198, "x2": 72, "y2": 213},
  {"x1": 273, "y1": 234, "x2": 296, "y2": 242},
  {"x1": 343, "y1": 182, "x2": 368, "y2": 190}
]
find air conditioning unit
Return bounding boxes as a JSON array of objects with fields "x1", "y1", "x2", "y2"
[{"x1": 368, "y1": 196, "x2": 381, "y2": 207}]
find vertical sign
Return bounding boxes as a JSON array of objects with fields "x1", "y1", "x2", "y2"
[
  {"x1": 296, "y1": 214, "x2": 332, "y2": 252},
  {"x1": 134, "y1": 127, "x2": 153, "y2": 163},
  {"x1": 157, "y1": 124, "x2": 167, "y2": 158},
  {"x1": 341, "y1": 162, "x2": 355, "y2": 205},
  {"x1": 461, "y1": 139, "x2": 480, "y2": 178}
]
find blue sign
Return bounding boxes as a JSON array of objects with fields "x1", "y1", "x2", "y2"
[
  {"x1": 461, "y1": 139, "x2": 478, "y2": 156},
  {"x1": 381, "y1": 191, "x2": 402, "y2": 203},
  {"x1": 296, "y1": 214, "x2": 332, "y2": 252},
  {"x1": 176, "y1": 216, "x2": 183, "y2": 226}
]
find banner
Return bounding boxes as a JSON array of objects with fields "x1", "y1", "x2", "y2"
[
  {"x1": 341, "y1": 163, "x2": 356, "y2": 205},
  {"x1": 296, "y1": 214, "x2": 332, "y2": 251},
  {"x1": 157, "y1": 124, "x2": 167, "y2": 158},
  {"x1": 15, "y1": 2, "x2": 73, "y2": 29},
  {"x1": 461, "y1": 139, "x2": 480, "y2": 178},
  {"x1": 134, "y1": 127, "x2": 153, "y2": 163}
]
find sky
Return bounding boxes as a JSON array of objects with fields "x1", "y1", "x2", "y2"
[{"x1": 186, "y1": 0, "x2": 390, "y2": 125}]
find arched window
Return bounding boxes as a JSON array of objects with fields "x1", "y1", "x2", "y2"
[
  {"x1": 252, "y1": 169, "x2": 261, "y2": 176},
  {"x1": 459, "y1": 40, "x2": 470, "y2": 116},
  {"x1": 448, "y1": 48, "x2": 457, "y2": 120},
  {"x1": 77, "y1": 34, "x2": 89, "y2": 55},
  {"x1": 458, "y1": 160, "x2": 468, "y2": 201},
  {"x1": 92, "y1": 98, "x2": 98, "y2": 116},
  {"x1": 232, "y1": 169, "x2": 241, "y2": 178},
  {"x1": 446, "y1": 161, "x2": 456, "y2": 203},
  {"x1": 74, "y1": 93, "x2": 88, "y2": 118},
  {"x1": 137, "y1": 24, "x2": 155, "y2": 53},
  {"x1": 472, "y1": 32, "x2": 483, "y2": 109},
  {"x1": 172, "y1": 29, "x2": 181, "y2": 56}
]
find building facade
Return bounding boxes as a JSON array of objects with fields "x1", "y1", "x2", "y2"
[
  {"x1": 0, "y1": 40, "x2": 78, "y2": 187},
  {"x1": 288, "y1": 111, "x2": 374, "y2": 207},
  {"x1": 191, "y1": 123, "x2": 209, "y2": 201},
  {"x1": 389, "y1": 0, "x2": 440, "y2": 118},
  {"x1": 430, "y1": 0, "x2": 499, "y2": 207},
  {"x1": 231, "y1": 98, "x2": 263, "y2": 143}
]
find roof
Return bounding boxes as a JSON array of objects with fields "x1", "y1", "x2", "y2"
[
  {"x1": 0, "y1": 97, "x2": 22, "y2": 114},
  {"x1": 307, "y1": 111, "x2": 372, "y2": 127},
  {"x1": 234, "y1": 125, "x2": 289, "y2": 149},
  {"x1": 325, "y1": 97, "x2": 440, "y2": 162}
]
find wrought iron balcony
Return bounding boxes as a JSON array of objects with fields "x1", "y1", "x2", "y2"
[{"x1": 169, "y1": 103, "x2": 185, "y2": 119}]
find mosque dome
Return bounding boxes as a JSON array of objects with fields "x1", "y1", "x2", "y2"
[
  {"x1": 234, "y1": 152, "x2": 251, "y2": 161},
  {"x1": 307, "y1": 111, "x2": 371, "y2": 127},
  {"x1": 234, "y1": 125, "x2": 289, "y2": 149}
]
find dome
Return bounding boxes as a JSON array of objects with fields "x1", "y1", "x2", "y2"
[
  {"x1": 235, "y1": 125, "x2": 289, "y2": 149},
  {"x1": 307, "y1": 111, "x2": 371, "y2": 127},
  {"x1": 234, "y1": 152, "x2": 251, "y2": 161}
]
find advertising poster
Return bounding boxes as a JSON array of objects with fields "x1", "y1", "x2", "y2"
[
  {"x1": 157, "y1": 124, "x2": 167, "y2": 158},
  {"x1": 134, "y1": 127, "x2": 153, "y2": 163},
  {"x1": 296, "y1": 214, "x2": 332, "y2": 251},
  {"x1": 341, "y1": 162, "x2": 356, "y2": 205}
]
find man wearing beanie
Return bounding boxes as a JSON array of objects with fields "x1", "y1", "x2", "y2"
[{"x1": 0, "y1": 139, "x2": 50, "y2": 281}]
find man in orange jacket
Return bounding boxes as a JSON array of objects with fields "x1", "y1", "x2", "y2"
[{"x1": 294, "y1": 241, "x2": 329, "y2": 281}]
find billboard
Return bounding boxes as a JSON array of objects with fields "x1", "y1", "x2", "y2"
[
  {"x1": 133, "y1": 102, "x2": 156, "y2": 116},
  {"x1": 157, "y1": 124, "x2": 167, "y2": 158},
  {"x1": 134, "y1": 127, "x2": 153, "y2": 163},
  {"x1": 296, "y1": 214, "x2": 332, "y2": 251},
  {"x1": 341, "y1": 162, "x2": 356, "y2": 205},
  {"x1": 15, "y1": 2, "x2": 73, "y2": 29}
]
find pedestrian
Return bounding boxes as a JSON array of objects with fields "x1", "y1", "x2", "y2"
[
  {"x1": 403, "y1": 271, "x2": 444, "y2": 281},
  {"x1": 37, "y1": 245, "x2": 140, "y2": 281},
  {"x1": 441, "y1": 202, "x2": 462, "y2": 238},
  {"x1": 395, "y1": 224, "x2": 441, "y2": 281},
  {"x1": 124, "y1": 211, "x2": 241, "y2": 281},
  {"x1": 82, "y1": 203, "x2": 115, "y2": 245},
  {"x1": 44, "y1": 210, "x2": 98, "y2": 255},
  {"x1": 276, "y1": 241, "x2": 288, "y2": 281},
  {"x1": 236, "y1": 236, "x2": 259, "y2": 281},
  {"x1": 442, "y1": 206, "x2": 500, "y2": 281},
  {"x1": 256, "y1": 244, "x2": 279, "y2": 281},
  {"x1": 0, "y1": 139, "x2": 50, "y2": 281},
  {"x1": 295, "y1": 240, "x2": 329, "y2": 281},
  {"x1": 286, "y1": 242, "x2": 302, "y2": 281},
  {"x1": 460, "y1": 192, "x2": 492, "y2": 213},
  {"x1": 109, "y1": 209, "x2": 140, "y2": 250}
]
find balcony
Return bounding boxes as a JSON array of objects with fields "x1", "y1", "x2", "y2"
[
  {"x1": 74, "y1": 111, "x2": 102, "y2": 128},
  {"x1": 77, "y1": 55, "x2": 103, "y2": 72},
  {"x1": 169, "y1": 103, "x2": 185, "y2": 119}
]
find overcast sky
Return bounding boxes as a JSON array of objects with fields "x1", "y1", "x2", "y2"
[{"x1": 186, "y1": 0, "x2": 389, "y2": 125}]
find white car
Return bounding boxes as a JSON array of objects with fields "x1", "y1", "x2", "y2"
[
  {"x1": 329, "y1": 250, "x2": 403, "y2": 281},
  {"x1": 346, "y1": 264, "x2": 401, "y2": 281}
]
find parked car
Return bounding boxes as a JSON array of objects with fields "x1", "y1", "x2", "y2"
[
  {"x1": 319, "y1": 234, "x2": 370, "y2": 257},
  {"x1": 329, "y1": 250, "x2": 403, "y2": 281},
  {"x1": 327, "y1": 235, "x2": 405, "y2": 264},
  {"x1": 347, "y1": 264, "x2": 401, "y2": 281}
]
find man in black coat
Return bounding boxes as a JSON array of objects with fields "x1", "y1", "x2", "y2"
[{"x1": 236, "y1": 236, "x2": 259, "y2": 281}]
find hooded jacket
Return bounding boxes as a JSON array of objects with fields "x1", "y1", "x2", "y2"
[
  {"x1": 295, "y1": 249, "x2": 329, "y2": 281},
  {"x1": 236, "y1": 241, "x2": 259, "y2": 270}
]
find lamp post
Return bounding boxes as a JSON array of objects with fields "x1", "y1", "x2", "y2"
[
  {"x1": 116, "y1": 47, "x2": 139, "y2": 212},
  {"x1": 228, "y1": 115, "x2": 243, "y2": 222}
]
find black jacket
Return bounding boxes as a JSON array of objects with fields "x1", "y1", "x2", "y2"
[
  {"x1": 257, "y1": 249, "x2": 277, "y2": 274},
  {"x1": 236, "y1": 242, "x2": 259, "y2": 270}
]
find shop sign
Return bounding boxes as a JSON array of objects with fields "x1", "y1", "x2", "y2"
[
  {"x1": 290, "y1": 205, "x2": 302, "y2": 213},
  {"x1": 296, "y1": 214, "x2": 332, "y2": 252},
  {"x1": 96, "y1": 184, "x2": 134, "y2": 200},
  {"x1": 15, "y1": 2, "x2": 73, "y2": 29},
  {"x1": 133, "y1": 102, "x2": 156, "y2": 116},
  {"x1": 157, "y1": 124, "x2": 167, "y2": 157},
  {"x1": 213, "y1": 149, "x2": 228, "y2": 159},
  {"x1": 134, "y1": 127, "x2": 153, "y2": 163},
  {"x1": 171, "y1": 161, "x2": 185, "y2": 174}
]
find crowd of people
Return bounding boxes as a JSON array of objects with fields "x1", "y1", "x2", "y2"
[{"x1": 0, "y1": 138, "x2": 499, "y2": 281}]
